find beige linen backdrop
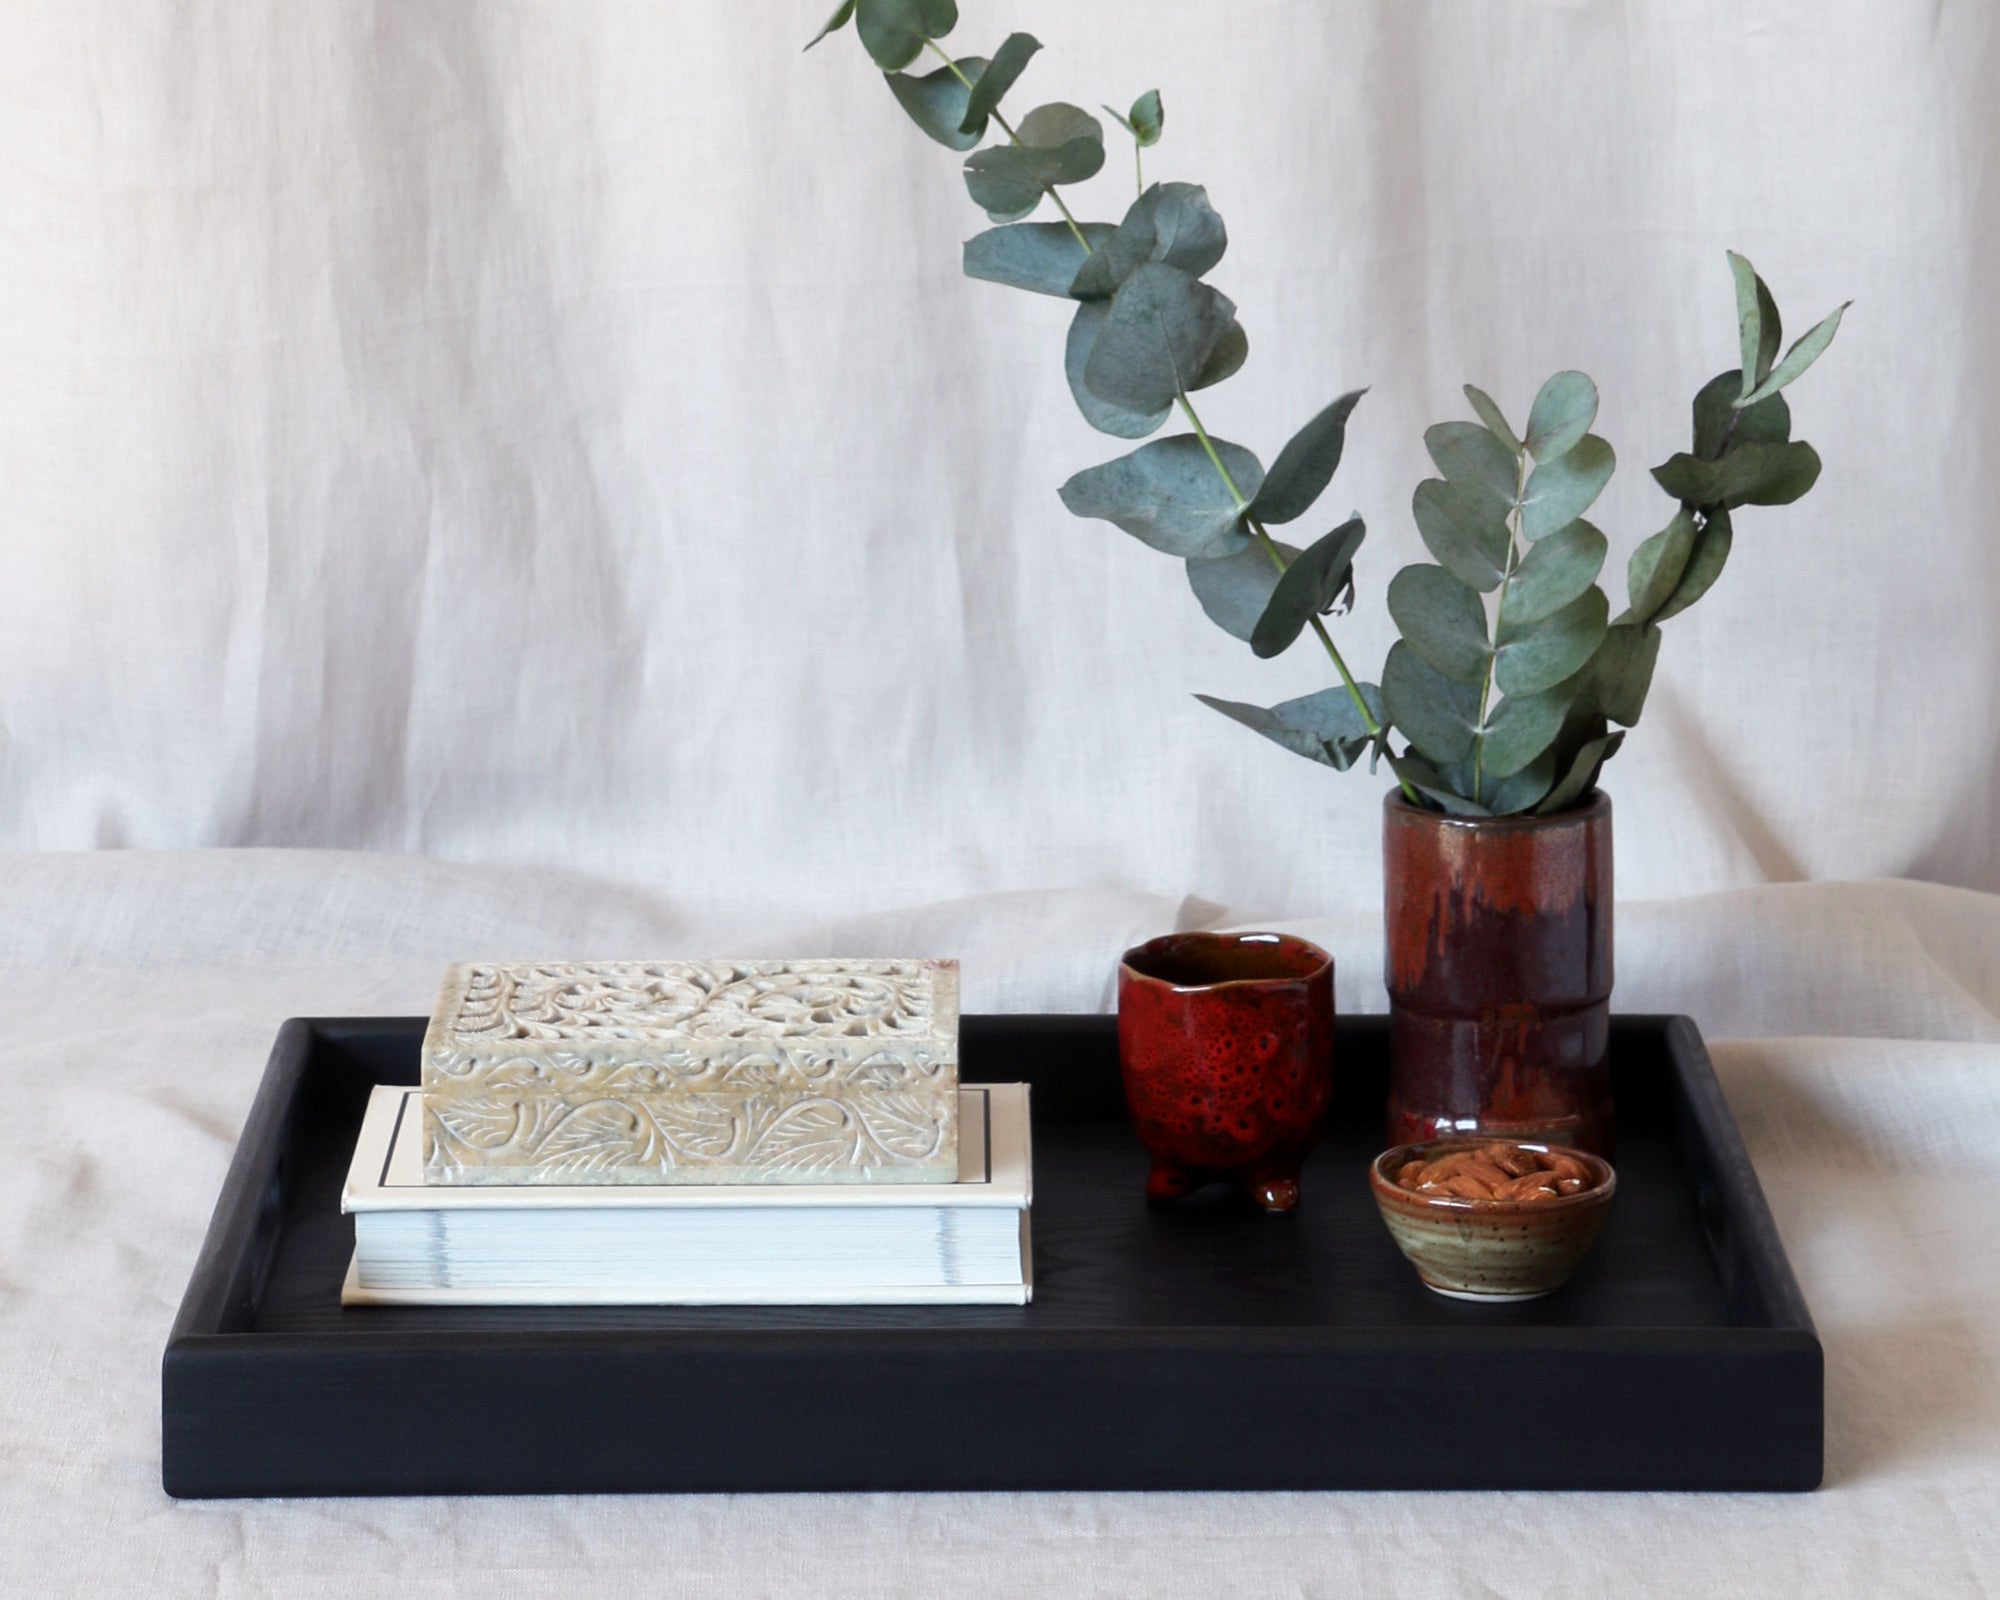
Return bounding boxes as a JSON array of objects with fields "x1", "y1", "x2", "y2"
[
  {"x1": 9, "y1": 9, "x2": 2000, "y2": 1594},
  {"x1": 0, "y1": 0, "x2": 1992, "y2": 927}
]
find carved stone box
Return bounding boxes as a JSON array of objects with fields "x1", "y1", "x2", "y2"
[{"x1": 420, "y1": 959, "x2": 959, "y2": 1185}]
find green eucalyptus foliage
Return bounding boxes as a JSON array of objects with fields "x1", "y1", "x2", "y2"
[
  {"x1": 1367, "y1": 249, "x2": 1843, "y2": 819},
  {"x1": 1195, "y1": 684, "x2": 1382, "y2": 771},
  {"x1": 1186, "y1": 539, "x2": 1300, "y2": 642},
  {"x1": 962, "y1": 221, "x2": 1117, "y2": 297},
  {"x1": 1104, "y1": 90, "x2": 1164, "y2": 147},
  {"x1": 963, "y1": 103, "x2": 1105, "y2": 221},
  {"x1": 1251, "y1": 519, "x2": 1364, "y2": 659},
  {"x1": 805, "y1": 0, "x2": 859, "y2": 51},
  {"x1": 962, "y1": 32, "x2": 1039, "y2": 130},
  {"x1": 819, "y1": 9, "x2": 1844, "y2": 816},
  {"x1": 1058, "y1": 435, "x2": 1262, "y2": 558},
  {"x1": 887, "y1": 57, "x2": 991, "y2": 149},
  {"x1": 856, "y1": 0, "x2": 959, "y2": 71}
]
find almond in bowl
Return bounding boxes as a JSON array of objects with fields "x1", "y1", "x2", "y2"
[{"x1": 1369, "y1": 1138, "x2": 1616, "y2": 1301}]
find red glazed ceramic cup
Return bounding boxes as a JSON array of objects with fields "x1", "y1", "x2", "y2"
[{"x1": 1117, "y1": 932, "x2": 1335, "y2": 1212}]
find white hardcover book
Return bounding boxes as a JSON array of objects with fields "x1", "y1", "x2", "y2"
[{"x1": 339, "y1": 1084, "x2": 1032, "y2": 1306}]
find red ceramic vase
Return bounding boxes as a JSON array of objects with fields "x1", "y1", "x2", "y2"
[
  {"x1": 1117, "y1": 932, "x2": 1336, "y2": 1212},
  {"x1": 1383, "y1": 791, "x2": 1614, "y2": 1156}
]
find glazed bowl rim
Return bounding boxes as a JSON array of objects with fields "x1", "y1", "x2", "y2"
[
  {"x1": 1370, "y1": 1137, "x2": 1617, "y2": 1214},
  {"x1": 1118, "y1": 930, "x2": 1333, "y2": 993},
  {"x1": 1383, "y1": 789, "x2": 1610, "y2": 830}
]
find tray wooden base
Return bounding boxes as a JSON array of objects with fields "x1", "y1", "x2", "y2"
[{"x1": 163, "y1": 1014, "x2": 1821, "y2": 1496}]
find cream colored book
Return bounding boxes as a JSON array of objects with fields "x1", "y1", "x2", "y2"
[{"x1": 339, "y1": 1084, "x2": 1032, "y2": 1306}]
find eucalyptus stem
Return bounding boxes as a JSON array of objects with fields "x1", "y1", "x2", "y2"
[
  {"x1": 1176, "y1": 392, "x2": 1418, "y2": 801},
  {"x1": 1471, "y1": 453, "x2": 1530, "y2": 805},
  {"x1": 927, "y1": 40, "x2": 1091, "y2": 252},
  {"x1": 924, "y1": 33, "x2": 1412, "y2": 803},
  {"x1": 1174, "y1": 392, "x2": 1362, "y2": 706}
]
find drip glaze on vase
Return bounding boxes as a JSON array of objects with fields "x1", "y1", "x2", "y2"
[{"x1": 1383, "y1": 792, "x2": 1614, "y2": 1157}]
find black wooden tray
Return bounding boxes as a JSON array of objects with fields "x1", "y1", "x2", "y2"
[{"x1": 163, "y1": 1014, "x2": 1820, "y2": 1496}]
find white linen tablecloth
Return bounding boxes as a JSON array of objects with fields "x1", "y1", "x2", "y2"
[{"x1": 2, "y1": 850, "x2": 1995, "y2": 1598}]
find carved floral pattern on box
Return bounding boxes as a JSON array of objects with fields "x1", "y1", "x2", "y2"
[{"x1": 420, "y1": 959, "x2": 960, "y2": 1185}]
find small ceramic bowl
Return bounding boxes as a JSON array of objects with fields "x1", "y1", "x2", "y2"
[{"x1": 1369, "y1": 1138, "x2": 1616, "y2": 1301}]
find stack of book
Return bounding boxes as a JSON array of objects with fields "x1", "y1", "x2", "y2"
[
  {"x1": 340, "y1": 1082, "x2": 1033, "y2": 1304},
  {"x1": 337, "y1": 956, "x2": 1032, "y2": 1306}
]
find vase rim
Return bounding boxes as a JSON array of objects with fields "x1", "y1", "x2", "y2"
[{"x1": 1384, "y1": 789, "x2": 1610, "y2": 829}]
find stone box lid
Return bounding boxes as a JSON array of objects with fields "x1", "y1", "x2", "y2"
[{"x1": 420, "y1": 958, "x2": 961, "y2": 1082}]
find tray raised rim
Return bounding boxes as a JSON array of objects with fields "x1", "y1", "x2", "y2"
[{"x1": 163, "y1": 1012, "x2": 1822, "y2": 1495}]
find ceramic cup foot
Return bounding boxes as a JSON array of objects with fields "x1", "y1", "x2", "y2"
[
  {"x1": 1146, "y1": 1162, "x2": 1199, "y2": 1203},
  {"x1": 1245, "y1": 1172, "x2": 1300, "y2": 1212}
]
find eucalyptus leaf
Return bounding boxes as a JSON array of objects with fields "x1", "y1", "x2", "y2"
[
  {"x1": 855, "y1": 0, "x2": 956, "y2": 71},
  {"x1": 1382, "y1": 640, "x2": 1479, "y2": 767},
  {"x1": 1692, "y1": 371, "x2": 1790, "y2": 458},
  {"x1": 962, "y1": 102, "x2": 1104, "y2": 221},
  {"x1": 1499, "y1": 519, "x2": 1607, "y2": 631},
  {"x1": 1653, "y1": 509, "x2": 1731, "y2": 623},
  {"x1": 1520, "y1": 434, "x2": 1615, "y2": 540},
  {"x1": 1626, "y1": 508, "x2": 1697, "y2": 624},
  {"x1": 1524, "y1": 371, "x2": 1599, "y2": 462},
  {"x1": 804, "y1": 0, "x2": 856, "y2": 50},
  {"x1": 1463, "y1": 384, "x2": 1522, "y2": 456},
  {"x1": 1478, "y1": 685, "x2": 1572, "y2": 779},
  {"x1": 1727, "y1": 251, "x2": 1780, "y2": 395},
  {"x1": 1186, "y1": 539, "x2": 1298, "y2": 642},
  {"x1": 1582, "y1": 621, "x2": 1662, "y2": 727},
  {"x1": 1196, "y1": 684, "x2": 1379, "y2": 771},
  {"x1": 1539, "y1": 701, "x2": 1608, "y2": 796},
  {"x1": 964, "y1": 221, "x2": 1118, "y2": 298},
  {"x1": 1065, "y1": 302, "x2": 1170, "y2": 437},
  {"x1": 1069, "y1": 183, "x2": 1227, "y2": 300},
  {"x1": 1386, "y1": 564, "x2": 1490, "y2": 686},
  {"x1": 1738, "y1": 301, "x2": 1851, "y2": 408},
  {"x1": 1189, "y1": 321, "x2": 1248, "y2": 390},
  {"x1": 1652, "y1": 440, "x2": 1821, "y2": 508},
  {"x1": 1485, "y1": 748, "x2": 1558, "y2": 815},
  {"x1": 1425, "y1": 420, "x2": 1519, "y2": 508},
  {"x1": 961, "y1": 153, "x2": 1054, "y2": 223},
  {"x1": 1057, "y1": 433, "x2": 1263, "y2": 558},
  {"x1": 1389, "y1": 753, "x2": 1492, "y2": 816},
  {"x1": 1127, "y1": 90, "x2": 1163, "y2": 146},
  {"x1": 1755, "y1": 276, "x2": 1782, "y2": 383},
  {"x1": 1246, "y1": 390, "x2": 1365, "y2": 526},
  {"x1": 961, "y1": 32, "x2": 1039, "y2": 131},
  {"x1": 1536, "y1": 731, "x2": 1624, "y2": 814},
  {"x1": 1411, "y1": 477, "x2": 1511, "y2": 591},
  {"x1": 1082, "y1": 262, "x2": 1236, "y2": 415},
  {"x1": 1251, "y1": 519, "x2": 1366, "y2": 659},
  {"x1": 1494, "y1": 586, "x2": 1609, "y2": 697},
  {"x1": 886, "y1": 57, "x2": 989, "y2": 150}
]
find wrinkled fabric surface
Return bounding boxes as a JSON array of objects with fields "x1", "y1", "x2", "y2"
[
  {"x1": 3, "y1": 0, "x2": 1999, "y2": 1590},
  {"x1": 1, "y1": 852, "x2": 1997, "y2": 1596},
  {"x1": 1, "y1": 0, "x2": 1996, "y2": 914}
]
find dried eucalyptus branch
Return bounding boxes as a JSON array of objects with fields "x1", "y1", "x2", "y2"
[
  {"x1": 812, "y1": 0, "x2": 1404, "y2": 792},
  {"x1": 814, "y1": 0, "x2": 1848, "y2": 815}
]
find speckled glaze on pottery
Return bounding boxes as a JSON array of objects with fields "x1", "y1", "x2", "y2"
[
  {"x1": 1383, "y1": 791, "x2": 1615, "y2": 1156},
  {"x1": 1117, "y1": 932, "x2": 1334, "y2": 1212},
  {"x1": 1369, "y1": 1138, "x2": 1616, "y2": 1300}
]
